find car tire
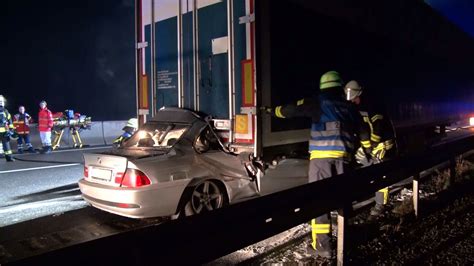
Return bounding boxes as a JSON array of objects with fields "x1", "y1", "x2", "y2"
[{"x1": 183, "y1": 180, "x2": 228, "y2": 216}]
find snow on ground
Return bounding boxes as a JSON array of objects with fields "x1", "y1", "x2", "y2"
[
  {"x1": 208, "y1": 224, "x2": 311, "y2": 265},
  {"x1": 210, "y1": 156, "x2": 474, "y2": 265},
  {"x1": 0, "y1": 195, "x2": 88, "y2": 227}
]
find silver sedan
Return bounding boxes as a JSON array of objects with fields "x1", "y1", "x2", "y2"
[{"x1": 79, "y1": 108, "x2": 260, "y2": 218}]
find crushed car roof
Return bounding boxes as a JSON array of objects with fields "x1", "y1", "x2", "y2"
[{"x1": 151, "y1": 107, "x2": 203, "y2": 124}]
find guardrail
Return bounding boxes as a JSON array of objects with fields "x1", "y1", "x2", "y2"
[
  {"x1": 11, "y1": 135, "x2": 474, "y2": 266},
  {"x1": 4, "y1": 121, "x2": 126, "y2": 151}
]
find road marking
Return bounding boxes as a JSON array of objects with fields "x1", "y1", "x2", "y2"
[
  {"x1": 0, "y1": 163, "x2": 80, "y2": 174},
  {"x1": 49, "y1": 146, "x2": 111, "y2": 153},
  {"x1": 0, "y1": 195, "x2": 84, "y2": 214}
]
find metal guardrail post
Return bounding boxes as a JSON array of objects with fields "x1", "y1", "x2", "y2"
[
  {"x1": 448, "y1": 157, "x2": 456, "y2": 189},
  {"x1": 413, "y1": 173, "x2": 420, "y2": 217},
  {"x1": 336, "y1": 206, "x2": 349, "y2": 265}
]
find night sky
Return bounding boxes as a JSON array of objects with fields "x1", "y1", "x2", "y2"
[
  {"x1": 426, "y1": 0, "x2": 474, "y2": 38},
  {"x1": 1, "y1": 0, "x2": 473, "y2": 121},
  {"x1": 1, "y1": 0, "x2": 135, "y2": 121}
]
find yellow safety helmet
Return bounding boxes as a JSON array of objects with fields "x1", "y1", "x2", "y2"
[
  {"x1": 125, "y1": 118, "x2": 138, "y2": 129},
  {"x1": 0, "y1": 95, "x2": 5, "y2": 107},
  {"x1": 320, "y1": 71, "x2": 343, "y2": 90}
]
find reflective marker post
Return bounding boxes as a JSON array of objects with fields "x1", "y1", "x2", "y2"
[{"x1": 413, "y1": 174, "x2": 420, "y2": 217}]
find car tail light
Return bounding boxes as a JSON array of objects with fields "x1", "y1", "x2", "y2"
[
  {"x1": 115, "y1": 172, "x2": 124, "y2": 185},
  {"x1": 84, "y1": 166, "x2": 89, "y2": 178},
  {"x1": 120, "y1": 169, "x2": 151, "y2": 188},
  {"x1": 470, "y1": 117, "x2": 474, "y2": 127}
]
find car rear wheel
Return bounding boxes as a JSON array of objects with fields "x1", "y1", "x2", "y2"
[{"x1": 184, "y1": 180, "x2": 227, "y2": 216}]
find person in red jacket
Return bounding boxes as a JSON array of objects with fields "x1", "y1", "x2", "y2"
[
  {"x1": 14, "y1": 106, "x2": 35, "y2": 153},
  {"x1": 38, "y1": 100, "x2": 54, "y2": 154}
]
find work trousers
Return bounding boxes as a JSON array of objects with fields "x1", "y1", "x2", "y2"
[
  {"x1": 373, "y1": 148, "x2": 396, "y2": 206},
  {"x1": 40, "y1": 131, "x2": 52, "y2": 146},
  {"x1": 17, "y1": 134, "x2": 32, "y2": 150},
  {"x1": 309, "y1": 158, "x2": 352, "y2": 252},
  {"x1": 1, "y1": 133, "x2": 13, "y2": 160}
]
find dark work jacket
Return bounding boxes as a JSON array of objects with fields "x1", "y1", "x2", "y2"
[
  {"x1": 273, "y1": 89, "x2": 362, "y2": 161},
  {"x1": 356, "y1": 96, "x2": 395, "y2": 150}
]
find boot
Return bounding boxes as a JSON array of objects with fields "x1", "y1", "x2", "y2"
[
  {"x1": 44, "y1": 146, "x2": 52, "y2": 154},
  {"x1": 27, "y1": 146, "x2": 36, "y2": 153},
  {"x1": 17, "y1": 149, "x2": 23, "y2": 154},
  {"x1": 40, "y1": 146, "x2": 52, "y2": 154},
  {"x1": 370, "y1": 203, "x2": 385, "y2": 217},
  {"x1": 6, "y1": 155, "x2": 15, "y2": 162},
  {"x1": 306, "y1": 245, "x2": 333, "y2": 259}
]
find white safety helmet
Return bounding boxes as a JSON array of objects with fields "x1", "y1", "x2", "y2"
[
  {"x1": 39, "y1": 100, "x2": 47, "y2": 109},
  {"x1": 0, "y1": 95, "x2": 5, "y2": 107},
  {"x1": 344, "y1": 80, "x2": 363, "y2": 101},
  {"x1": 125, "y1": 118, "x2": 138, "y2": 129}
]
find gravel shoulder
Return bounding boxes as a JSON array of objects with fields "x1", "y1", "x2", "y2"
[{"x1": 213, "y1": 156, "x2": 474, "y2": 265}]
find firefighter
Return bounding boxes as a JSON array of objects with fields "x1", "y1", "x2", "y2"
[
  {"x1": 38, "y1": 100, "x2": 54, "y2": 154},
  {"x1": 0, "y1": 95, "x2": 15, "y2": 162},
  {"x1": 113, "y1": 118, "x2": 138, "y2": 147},
  {"x1": 344, "y1": 80, "x2": 397, "y2": 216},
  {"x1": 264, "y1": 71, "x2": 362, "y2": 258},
  {"x1": 14, "y1": 106, "x2": 35, "y2": 153}
]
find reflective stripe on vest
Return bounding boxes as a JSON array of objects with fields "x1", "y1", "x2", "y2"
[
  {"x1": 310, "y1": 150, "x2": 349, "y2": 160},
  {"x1": 14, "y1": 113, "x2": 31, "y2": 134},
  {"x1": 0, "y1": 111, "x2": 11, "y2": 133}
]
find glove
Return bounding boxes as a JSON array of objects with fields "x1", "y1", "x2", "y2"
[
  {"x1": 11, "y1": 130, "x2": 19, "y2": 139},
  {"x1": 5, "y1": 130, "x2": 18, "y2": 140},
  {"x1": 371, "y1": 142, "x2": 386, "y2": 160},
  {"x1": 259, "y1": 106, "x2": 273, "y2": 114},
  {"x1": 355, "y1": 147, "x2": 372, "y2": 166}
]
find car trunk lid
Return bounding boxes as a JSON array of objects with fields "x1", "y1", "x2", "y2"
[{"x1": 84, "y1": 153, "x2": 128, "y2": 187}]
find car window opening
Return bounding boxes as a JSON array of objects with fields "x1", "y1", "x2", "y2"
[{"x1": 123, "y1": 122, "x2": 189, "y2": 149}]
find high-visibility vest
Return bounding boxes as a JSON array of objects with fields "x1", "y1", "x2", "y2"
[
  {"x1": 14, "y1": 113, "x2": 32, "y2": 134},
  {"x1": 309, "y1": 95, "x2": 356, "y2": 160}
]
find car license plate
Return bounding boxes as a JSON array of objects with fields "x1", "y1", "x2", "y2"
[{"x1": 91, "y1": 168, "x2": 112, "y2": 182}]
